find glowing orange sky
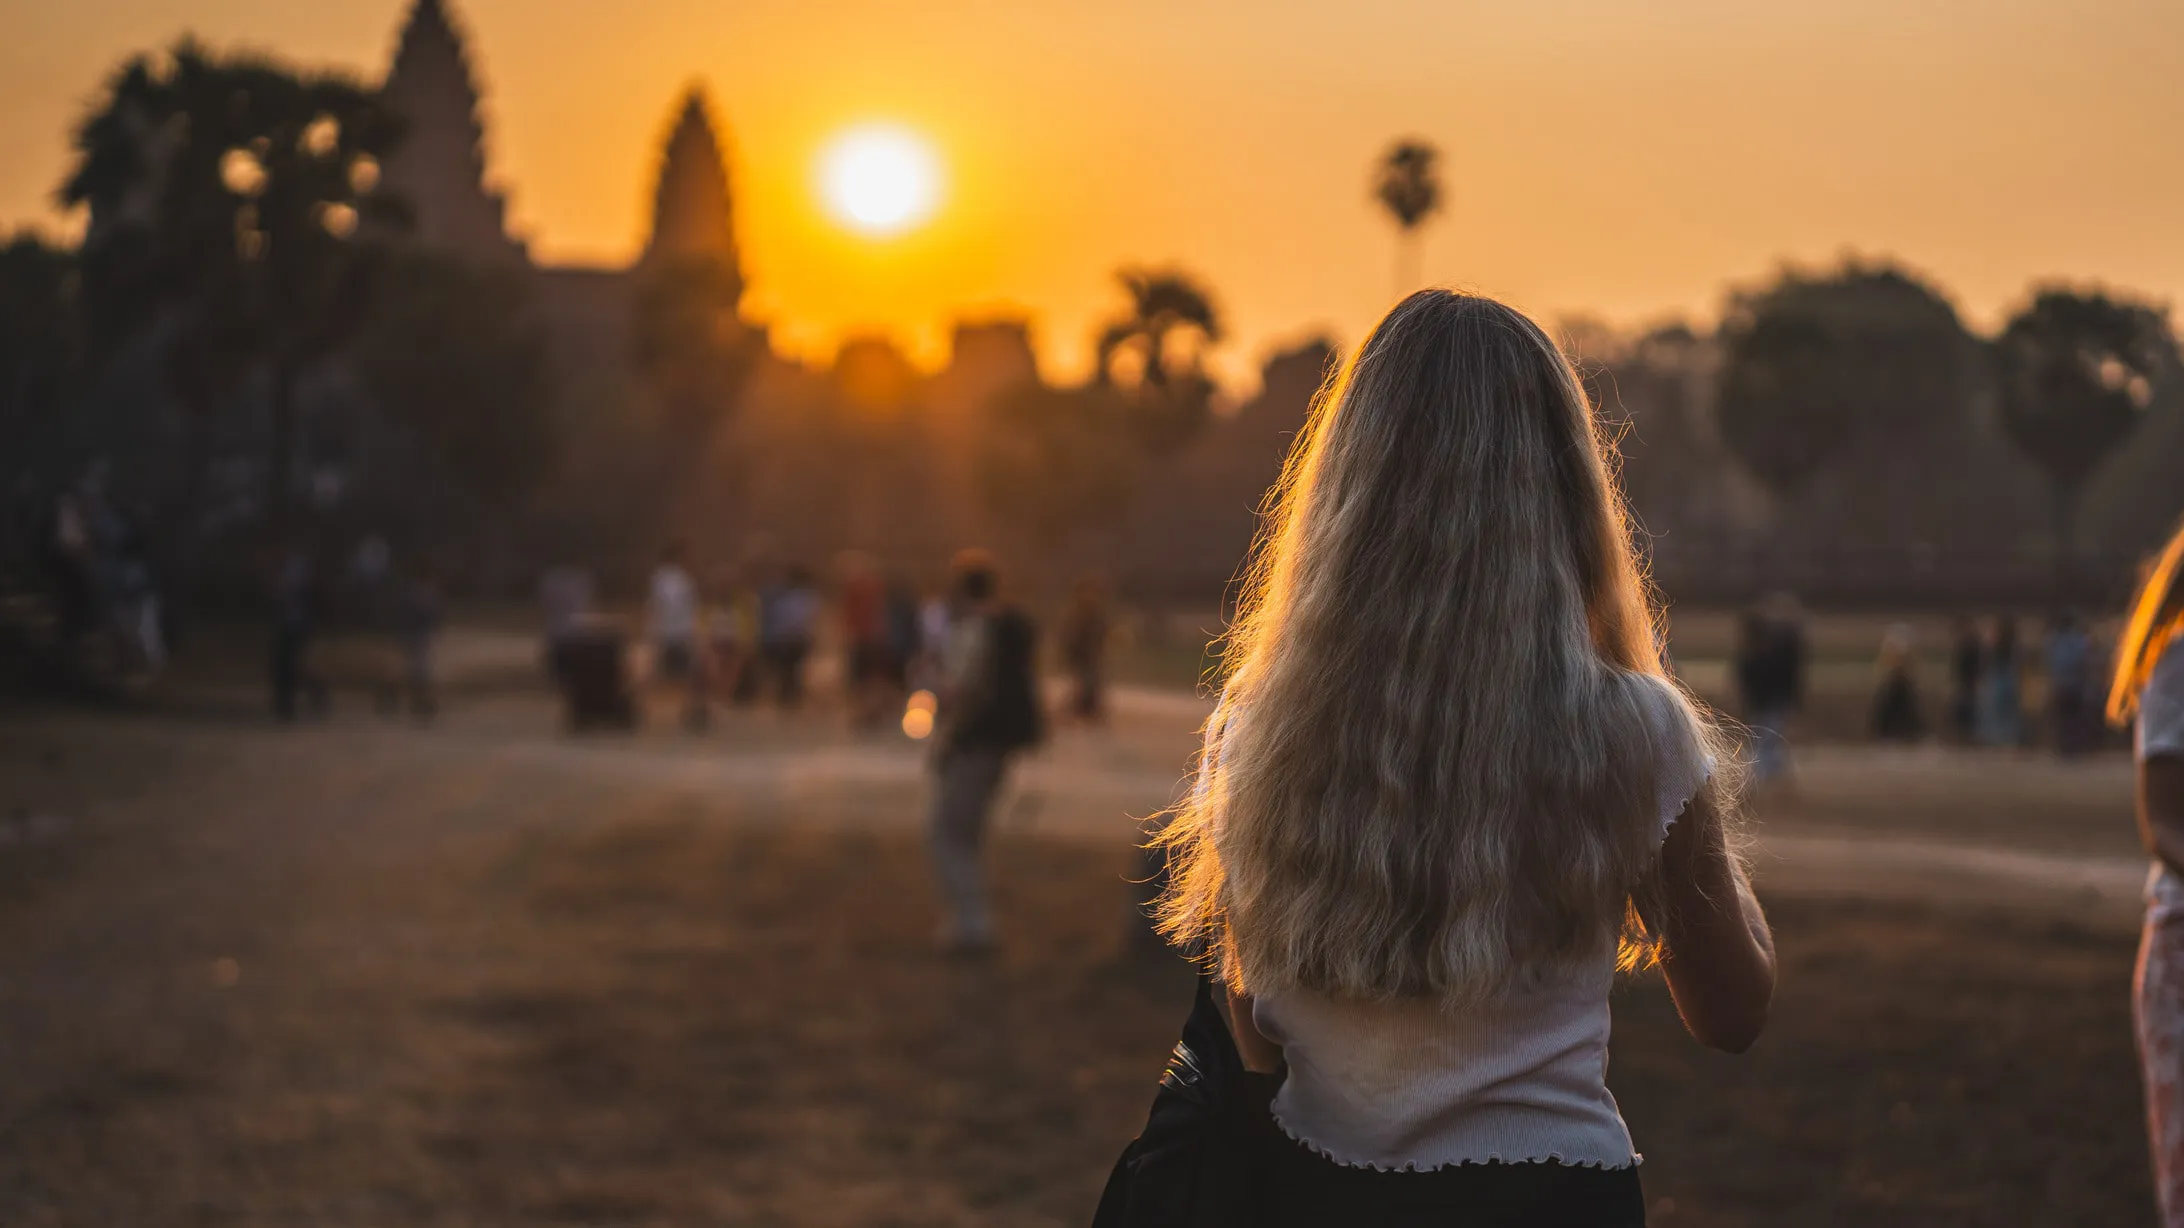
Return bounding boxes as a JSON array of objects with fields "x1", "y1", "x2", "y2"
[{"x1": 7, "y1": 0, "x2": 2184, "y2": 387}]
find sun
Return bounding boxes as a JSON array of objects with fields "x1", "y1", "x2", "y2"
[{"x1": 818, "y1": 123, "x2": 942, "y2": 238}]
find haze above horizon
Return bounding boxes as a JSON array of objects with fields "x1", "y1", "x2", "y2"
[{"x1": 5, "y1": 0, "x2": 2181, "y2": 384}]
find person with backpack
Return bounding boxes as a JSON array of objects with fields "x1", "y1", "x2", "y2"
[{"x1": 927, "y1": 549, "x2": 1043, "y2": 954}]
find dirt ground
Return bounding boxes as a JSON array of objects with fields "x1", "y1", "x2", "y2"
[{"x1": 0, "y1": 668, "x2": 2160, "y2": 1226}]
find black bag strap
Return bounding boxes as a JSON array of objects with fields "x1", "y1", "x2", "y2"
[{"x1": 1092, "y1": 975, "x2": 1271, "y2": 1228}]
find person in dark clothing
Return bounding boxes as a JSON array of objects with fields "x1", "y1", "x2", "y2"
[
  {"x1": 758, "y1": 564, "x2": 820, "y2": 710},
  {"x1": 1978, "y1": 616, "x2": 2025, "y2": 746},
  {"x1": 883, "y1": 575, "x2": 922, "y2": 694},
  {"x1": 1734, "y1": 597, "x2": 1806, "y2": 781},
  {"x1": 1059, "y1": 574, "x2": 1112, "y2": 723},
  {"x1": 1950, "y1": 616, "x2": 1984, "y2": 743},
  {"x1": 270, "y1": 548, "x2": 329, "y2": 721},
  {"x1": 928, "y1": 549, "x2": 1044, "y2": 952},
  {"x1": 1871, "y1": 623, "x2": 1925, "y2": 743},
  {"x1": 2047, "y1": 612, "x2": 2097, "y2": 756}
]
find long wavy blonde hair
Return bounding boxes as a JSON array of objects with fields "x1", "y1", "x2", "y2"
[
  {"x1": 2109, "y1": 517, "x2": 2184, "y2": 726},
  {"x1": 1155, "y1": 290, "x2": 1736, "y2": 1005}
]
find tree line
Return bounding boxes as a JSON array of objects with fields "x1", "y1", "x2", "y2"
[{"x1": 0, "y1": 45, "x2": 2174, "y2": 609}]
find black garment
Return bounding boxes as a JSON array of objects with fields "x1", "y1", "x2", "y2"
[
  {"x1": 1871, "y1": 667, "x2": 1924, "y2": 742},
  {"x1": 1735, "y1": 622, "x2": 1806, "y2": 715},
  {"x1": 1094, "y1": 980, "x2": 1647, "y2": 1228},
  {"x1": 762, "y1": 638, "x2": 811, "y2": 708},
  {"x1": 1950, "y1": 633, "x2": 1983, "y2": 739},
  {"x1": 950, "y1": 606, "x2": 1044, "y2": 753}
]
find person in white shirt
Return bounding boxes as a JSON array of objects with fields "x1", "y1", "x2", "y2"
[
  {"x1": 1103, "y1": 292, "x2": 1774, "y2": 1226},
  {"x1": 2112, "y1": 520, "x2": 2184, "y2": 1227},
  {"x1": 648, "y1": 542, "x2": 705, "y2": 729}
]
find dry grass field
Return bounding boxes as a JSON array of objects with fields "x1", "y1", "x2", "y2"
[{"x1": 0, "y1": 640, "x2": 2157, "y2": 1225}]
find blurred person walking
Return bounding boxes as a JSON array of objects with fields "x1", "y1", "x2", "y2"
[
  {"x1": 1949, "y1": 615, "x2": 1985, "y2": 743},
  {"x1": 1870, "y1": 622, "x2": 1924, "y2": 743},
  {"x1": 706, "y1": 565, "x2": 761, "y2": 705},
  {"x1": 2047, "y1": 612, "x2": 2097, "y2": 756},
  {"x1": 927, "y1": 549, "x2": 1043, "y2": 953},
  {"x1": 884, "y1": 574, "x2": 922, "y2": 697},
  {"x1": 2110, "y1": 520, "x2": 2184, "y2": 1227},
  {"x1": 839, "y1": 556, "x2": 892, "y2": 728},
  {"x1": 914, "y1": 586, "x2": 953, "y2": 693},
  {"x1": 648, "y1": 543, "x2": 706, "y2": 730},
  {"x1": 269, "y1": 547, "x2": 328, "y2": 721},
  {"x1": 1098, "y1": 292, "x2": 1773, "y2": 1226},
  {"x1": 1733, "y1": 597, "x2": 1805, "y2": 783},
  {"x1": 1059, "y1": 575, "x2": 1112, "y2": 723},
  {"x1": 758, "y1": 564, "x2": 820, "y2": 710},
  {"x1": 539, "y1": 563, "x2": 592, "y2": 680},
  {"x1": 1977, "y1": 617, "x2": 2025, "y2": 747},
  {"x1": 396, "y1": 563, "x2": 442, "y2": 720}
]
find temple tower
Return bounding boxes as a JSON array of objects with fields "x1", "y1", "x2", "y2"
[
  {"x1": 641, "y1": 86, "x2": 743, "y2": 296},
  {"x1": 377, "y1": 0, "x2": 525, "y2": 264}
]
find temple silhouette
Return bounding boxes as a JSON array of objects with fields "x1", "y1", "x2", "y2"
[
  {"x1": 375, "y1": 0, "x2": 751, "y2": 388},
  {"x1": 364, "y1": 0, "x2": 1324, "y2": 594},
  {"x1": 362, "y1": 0, "x2": 2183, "y2": 604}
]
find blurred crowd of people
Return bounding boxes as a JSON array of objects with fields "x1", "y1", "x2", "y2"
[
  {"x1": 542, "y1": 544, "x2": 1076, "y2": 953},
  {"x1": 536, "y1": 543, "x2": 1113, "y2": 745},
  {"x1": 1731, "y1": 596, "x2": 2129, "y2": 784}
]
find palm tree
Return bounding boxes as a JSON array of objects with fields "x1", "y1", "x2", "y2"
[
  {"x1": 1095, "y1": 268, "x2": 1221, "y2": 391},
  {"x1": 1373, "y1": 139, "x2": 1442, "y2": 298},
  {"x1": 1093, "y1": 267, "x2": 1222, "y2": 451},
  {"x1": 60, "y1": 40, "x2": 404, "y2": 546},
  {"x1": 1993, "y1": 288, "x2": 2178, "y2": 594}
]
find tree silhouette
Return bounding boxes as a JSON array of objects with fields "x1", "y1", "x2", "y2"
[
  {"x1": 1094, "y1": 266, "x2": 1222, "y2": 450},
  {"x1": 1373, "y1": 139, "x2": 1442, "y2": 297},
  {"x1": 1715, "y1": 263, "x2": 1975, "y2": 503},
  {"x1": 63, "y1": 48, "x2": 262, "y2": 539},
  {"x1": 60, "y1": 40, "x2": 405, "y2": 545},
  {"x1": 1993, "y1": 287, "x2": 2177, "y2": 591},
  {"x1": 0, "y1": 234, "x2": 81, "y2": 463}
]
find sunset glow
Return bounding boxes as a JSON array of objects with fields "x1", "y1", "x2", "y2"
[
  {"x1": 818, "y1": 124, "x2": 941, "y2": 238},
  {"x1": 8, "y1": 0, "x2": 2184, "y2": 383}
]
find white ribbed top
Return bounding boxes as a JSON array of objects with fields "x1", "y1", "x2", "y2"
[{"x1": 1244, "y1": 676, "x2": 1709, "y2": 1171}]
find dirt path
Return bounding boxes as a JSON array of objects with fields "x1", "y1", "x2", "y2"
[
  {"x1": 356, "y1": 683, "x2": 2153, "y2": 922},
  {"x1": 0, "y1": 685, "x2": 2157, "y2": 1224}
]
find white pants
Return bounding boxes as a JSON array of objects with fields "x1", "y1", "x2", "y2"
[{"x1": 2138, "y1": 867, "x2": 2184, "y2": 1226}]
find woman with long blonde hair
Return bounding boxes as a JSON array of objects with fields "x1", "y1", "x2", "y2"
[
  {"x1": 1097, "y1": 291, "x2": 1774, "y2": 1227},
  {"x1": 2112, "y1": 519, "x2": 2184, "y2": 1227}
]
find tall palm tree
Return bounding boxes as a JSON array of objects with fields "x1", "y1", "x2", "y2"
[
  {"x1": 1095, "y1": 268, "x2": 1222, "y2": 392},
  {"x1": 1374, "y1": 139, "x2": 1442, "y2": 298},
  {"x1": 1094, "y1": 267, "x2": 1222, "y2": 451}
]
